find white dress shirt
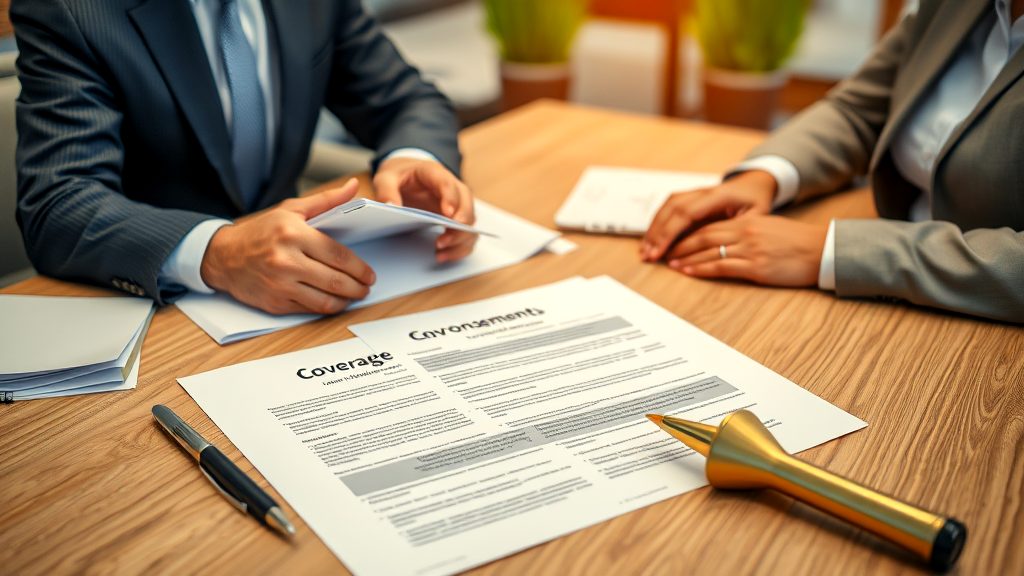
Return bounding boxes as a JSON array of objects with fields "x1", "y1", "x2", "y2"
[
  {"x1": 741, "y1": 0, "x2": 1024, "y2": 291},
  {"x1": 159, "y1": 0, "x2": 438, "y2": 295}
]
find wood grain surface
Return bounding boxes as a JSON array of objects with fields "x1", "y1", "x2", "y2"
[{"x1": 1, "y1": 101, "x2": 1021, "y2": 576}]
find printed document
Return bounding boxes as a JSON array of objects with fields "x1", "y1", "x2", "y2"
[
  {"x1": 176, "y1": 201, "x2": 569, "y2": 344},
  {"x1": 179, "y1": 277, "x2": 865, "y2": 576},
  {"x1": 555, "y1": 166, "x2": 720, "y2": 235}
]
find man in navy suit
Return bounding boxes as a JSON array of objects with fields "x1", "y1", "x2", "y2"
[{"x1": 12, "y1": 0, "x2": 475, "y2": 315}]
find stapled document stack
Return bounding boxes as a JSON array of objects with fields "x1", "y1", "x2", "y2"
[{"x1": 0, "y1": 295, "x2": 154, "y2": 401}]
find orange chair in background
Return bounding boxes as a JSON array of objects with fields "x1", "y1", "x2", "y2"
[
  {"x1": 0, "y1": 0, "x2": 12, "y2": 38},
  {"x1": 588, "y1": 0, "x2": 692, "y2": 116},
  {"x1": 879, "y1": 0, "x2": 906, "y2": 36}
]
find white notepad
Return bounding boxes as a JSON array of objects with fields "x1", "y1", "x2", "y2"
[
  {"x1": 0, "y1": 296, "x2": 153, "y2": 401},
  {"x1": 556, "y1": 166, "x2": 720, "y2": 235}
]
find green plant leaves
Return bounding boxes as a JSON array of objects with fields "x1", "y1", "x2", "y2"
[
  {"x1": 484, "y1": 0, "x2": 589, "y2": 63},
  {"x1": 695, "y1": 0, "x2": 810, "y2": 72}
]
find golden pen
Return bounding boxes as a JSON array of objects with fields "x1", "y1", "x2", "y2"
[{"x1": 646, "y1": 410, "x2": 966, "y2": 571}]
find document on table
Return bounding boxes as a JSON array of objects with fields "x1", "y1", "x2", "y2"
[
  {"x1": 176, "y1": 200, "x2": 572, "y2": 345},
  {"x1": 555, "y1": 166, "x2": 720, "y2": 235},
  {"x1": 179, "y1": 276, "x2": 865, "y2": 576},
  {"x1": 0, "y1": 296, "x2": 152, "y2": 401}
]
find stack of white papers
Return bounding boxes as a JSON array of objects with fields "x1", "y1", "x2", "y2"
[
  {"x1": 556, "y1": 166, "x2": 721, "y2": 235},
  {"x1": 306, "y1": 198, "x2": 495, "y2": 243},
  {"x1": 180, "y1": 276, "x2": 866, "y2": 576},
  {"x1": 177, "y1": 199, "x2": 571, "y2": 345},
  {"x1": 0, "y1": 296, "x2": 153, "y2": 401}
]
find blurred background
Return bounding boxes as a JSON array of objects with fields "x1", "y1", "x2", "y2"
[
  {"x1": 348, "y1": 0, "x2": 909, "y2": 126},
  {"x1": 0, "y1": 0, "x2": 911, "y2": 286}
]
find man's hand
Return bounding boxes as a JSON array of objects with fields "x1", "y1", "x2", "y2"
[
  {"x1": 374, "y1": 157, "x2": 477, "y2": 263},
  {"x1": 663, "y1": 215, "x2": 828, "y2": 287},
  {"x1": 641, "y1": 170, "x2": 778, "y2": 262},
  {"x1": 200, "y1": 178, "x2": 376, "y2": 315}
]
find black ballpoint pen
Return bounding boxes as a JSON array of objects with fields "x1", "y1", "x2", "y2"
[{"x1": 152, "y1": 404, "x2": 296, "y2": 538}]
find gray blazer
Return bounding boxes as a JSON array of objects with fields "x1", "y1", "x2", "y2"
[
  {"x1": 12, "y1": 0, "x2": 460, "y2": 304},
  {"x1": 750, "y1": 0, "x2": 1023, "y2": 323}
]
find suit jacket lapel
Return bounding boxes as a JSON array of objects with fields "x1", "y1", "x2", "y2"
[
  {"x1": 128, "y1": 0, "x2": 245, "y2": 211},
  {"x1": 873, "y1": 0, "x2": 991, "y2": 167},
  {"x1": 261, "y1": 0, "x2": 313, "y2": 207},
  {"x1": 933, "y1": 40, "x2": 1024, "y2": 173}
]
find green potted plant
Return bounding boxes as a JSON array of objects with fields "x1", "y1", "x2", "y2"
[
  {"x1": 483, "y1": 0, "x2": 589, "y2": 110},
  {"x1": 694, "y1": 0, "x2": 810, "y2": 129}
]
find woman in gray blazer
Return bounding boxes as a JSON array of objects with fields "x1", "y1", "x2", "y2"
[{"x1": 642, "y1": 0, "x2": 1023, "y2": 323}]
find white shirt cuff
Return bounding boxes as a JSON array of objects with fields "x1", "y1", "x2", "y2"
[
  {"x1": 382, "y1": 147, "x2": 440, "y2": 163},
  {"x1": 728, "y1": 155, "x2": 801, "y2": 209},
  {"x1": 818, "y1": 219, "x2": 837, "y2": 291},
  {"x1": 158, "y1": 219, "x2": 232, "y2": 294}
]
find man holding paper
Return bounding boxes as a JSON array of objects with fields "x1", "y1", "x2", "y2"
[{"x1": 13, "y1": 0, "x2": 475, "y2": 316}]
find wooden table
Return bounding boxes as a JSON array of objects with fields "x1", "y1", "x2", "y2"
[{"x1": 2, "y1": 101, "x2": 1021, "y2": 575}]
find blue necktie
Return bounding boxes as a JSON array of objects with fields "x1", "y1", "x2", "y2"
[{"x1": 219, "y1": 0, "x2": 267, "y2": 209}]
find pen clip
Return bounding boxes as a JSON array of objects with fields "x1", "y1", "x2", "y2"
[
  {"x1": 200, "y1": 465, "x2": 248, "y2": 514},
  {"x1": 152, "y1": 405, "x2": 211, "y2": 458}
]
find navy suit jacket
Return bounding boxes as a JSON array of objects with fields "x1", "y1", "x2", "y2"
[{"x1": 12, "y1": 0, "x2": 461, "y2": 302}]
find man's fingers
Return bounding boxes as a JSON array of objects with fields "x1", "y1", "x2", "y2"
[
  {"x1": 677, "y1": 259, "x2": 755, "y2": 280},
  {"x1": 301, "y1": 259, "x2": 372, "y2": 302},
  {"x1": 437, "y1": 241, "x2": 475, "y2": 264},
  {"x1": 373, "y1": 171, "x2": 404, "y2": 206},
  {"x1": 435, "y1": 228, "x2": 472, "y2": 251},
  {"x1": 258, "y1": 298, "x2": 314, "y2": 317},
  {"x1": 413, "y1": 164, "x2": 460, "y2": 217},
  {"x1": 448, "y1": 182, "x2": 475, "y2": 225},
  {"x1": 289, "y1": 282, "x2": 351, "y2": 315},
  {"x1": 301, "y1": 228, "x2": 376, "y2": 286},
  {"x1": 285, "y1": 178, "x2": 360, "y2": 219},
  {"x1": 436, "y1": 230, "x2": 477, "y2": 263}
]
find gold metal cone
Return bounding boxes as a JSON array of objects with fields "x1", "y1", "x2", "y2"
[{"x1": 646, "y1": 410, "x2": 966, "y2": 570}]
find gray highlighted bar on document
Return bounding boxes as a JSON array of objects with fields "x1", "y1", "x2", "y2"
[{"x1": 340, "y1": 376, "x2": 737, "y2": 496}]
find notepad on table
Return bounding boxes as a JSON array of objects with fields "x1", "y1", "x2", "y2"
[
  {"x1": 0, "y1": 295, "x2": 154, "y2": 401},
  {"x1": 556, "y1": 166, "x2": 721, "y2": 236}
]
